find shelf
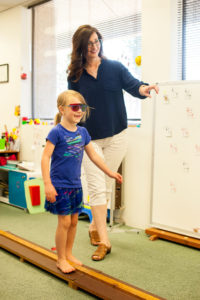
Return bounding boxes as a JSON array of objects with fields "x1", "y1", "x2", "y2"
[
  {"x1": 0, "y1": 151, "x2": 19, "y2": 160},
  {"x1": 0, "y1": 196, "x2": 9, "y2": 204},
  {"x1": 0, "y1": 165, "x2": 19, "y2": 171}
]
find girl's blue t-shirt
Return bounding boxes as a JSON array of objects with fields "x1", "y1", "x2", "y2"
[{"x1": 47, "y1": 124, "x2": 91, "y2": 188}]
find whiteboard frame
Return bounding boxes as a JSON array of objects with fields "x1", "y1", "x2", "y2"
[{"x1": 149, "y1": 80, "x2": 200, "y2": 239}]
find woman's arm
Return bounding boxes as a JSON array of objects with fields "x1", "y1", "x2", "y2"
[
  {"x1": 84, "y1": 142, "x2": 123, "y2": 184},
  {"x1": 41, "y1": 140, "x2": 58, "y2": 202},
  {"x1": 119, "y1": 62, "x2": 159, "y2": 98}
]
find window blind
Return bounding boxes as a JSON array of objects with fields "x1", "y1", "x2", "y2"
[
  {"x1": 182, "y1": 0, "x2": 200, "y2": 80},
  {"x1": 33, "y1": 0, "x2": 142, "y2": 120},
  {"x1": 177, "y1": 0, "x2": 183, "y2": 80}
]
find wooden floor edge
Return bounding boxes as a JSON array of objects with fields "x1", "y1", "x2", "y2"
[
  {"x1": 0, "y1": 229, "x2": 163, "y2": 300},
  {"x1": 145, "y1": 227, "x2": 200, "y2": 249}
]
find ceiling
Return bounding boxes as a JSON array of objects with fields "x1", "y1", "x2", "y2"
[{"x1": 0, "y1": 0, "x2": 42, "y2": 13}]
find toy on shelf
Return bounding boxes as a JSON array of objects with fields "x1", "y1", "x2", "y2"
[
  {"x1": 1, "y1": 127, "x2": 20, "y2": 151},
  {"x1": 0, "y1": 138, "x2": 5, "y2": 151},
  {"x1": 21, "y1": 117, "x2": 42, "y2": 125},
  {"x1": 34, "y1": 118, "x2": 40, "y2": 125},
  {"x1": 4, "y1": 125, "x2": 9, "y2": 144},
  {"x1": 0, "y1": 154, "x2": 17, "y2": 166},
  {"x1": 22, "y1": 117, "x2": 29, "y2": 125}
]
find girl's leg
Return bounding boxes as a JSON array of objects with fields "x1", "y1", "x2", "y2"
[
  {"x1": 65, "y1": 213, "x2": 82, "y2": 265},
  {"x1": 55, "y1": 214, "x2": 75, "y2": 273}
]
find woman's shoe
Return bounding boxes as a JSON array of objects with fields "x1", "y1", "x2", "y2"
[
  {"x1": 89, "y1": 230, "x2": 100, "y2": 246},
  {"x1": 91, "y1": 243, "x2": 111, "y2": 261}
]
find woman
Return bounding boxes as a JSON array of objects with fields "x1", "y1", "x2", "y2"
[{"x1": 68, "y1": 25, "x2": 159, "y2": 261}]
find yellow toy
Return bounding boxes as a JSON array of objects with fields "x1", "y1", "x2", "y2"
[
  {"x1": 14, "y1": 105, "x2": 20, "y2": 116},
  {"x1": 135, "y1": 55, "x2": 141, "y2": 66},
  {"x1": 34, "y1": 118, "x2": 40, "y2": 125}
]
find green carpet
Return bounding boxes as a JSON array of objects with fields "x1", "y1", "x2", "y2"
[{"x1": 0, "y1": 202, "x2": 200, "y2": 300}]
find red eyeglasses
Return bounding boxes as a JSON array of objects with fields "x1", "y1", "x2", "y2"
[{"x1": 67, "y1": 103, "x2": 88, "y2": 112}]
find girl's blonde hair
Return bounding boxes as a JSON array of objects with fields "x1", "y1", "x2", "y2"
[{"x1": 54, "y1": 90, "x2": 90, "y2": 125}]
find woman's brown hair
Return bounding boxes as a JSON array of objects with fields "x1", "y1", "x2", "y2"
[
  {"x1": 54, "y1": 90, "x2": 90, "y2": 125},
  {"x1": 67, "y1": 25, "x2": 104, "y2": 82}
]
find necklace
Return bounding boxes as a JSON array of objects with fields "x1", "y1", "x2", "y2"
[{"x1": 86, "y1": 59, "x2": 101, "y2": 79}]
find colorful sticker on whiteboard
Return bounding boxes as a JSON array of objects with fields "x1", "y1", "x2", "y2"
[
  {"x1": 170, "y1": 143, "x2": 178, "y2": 153},
  {"x1": 184, "y1": 89, "x2": 192, "y2": 100},
  {"x1": 194, "y1": 144, "x2": 200, "y2": 156},
  {"x1": 164, "y1": 126, "x2": 172, "y2": 137},
  {"x1": 171, "y1": 88, "x2": 178, "y2": 99},
  {"x1": 186, "y1": 107, "x2": 194, "y2": 118},
  {"x1": 163, "y1": 93, "x2": 169, "y2": 104},
  {"x1": 170, "y1": 181, "x2": 176, "y2": 193},
  {"x1": 182, "y1": 161, "x2": 189, "y2": 173},
  {"x1": 181, "y1": 128, "x2": 189, "y2": 137}
]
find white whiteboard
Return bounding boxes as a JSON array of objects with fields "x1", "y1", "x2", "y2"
[
  {"x1": 150, "y1": 81, "x2": 200, "y2": 239},
  {"x1": 20, "y1": 125, "x2": 53, "y2": 167}
]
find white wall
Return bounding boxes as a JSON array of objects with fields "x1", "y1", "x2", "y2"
[
  {"x1": 0, "y1": 6, "x2": 31, "y2": 135},
  {"x1": 122, "y1": 0, "x2": 179, "y2": 228}
]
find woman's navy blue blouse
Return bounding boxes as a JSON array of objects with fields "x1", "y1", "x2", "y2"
[{"x1": 68, "y1": 59, "x2": 147, "y2": 140}]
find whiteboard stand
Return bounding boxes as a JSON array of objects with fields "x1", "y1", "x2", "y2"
[{"x1": 147, "y1": 81, "x2": 200, "y2": 245}]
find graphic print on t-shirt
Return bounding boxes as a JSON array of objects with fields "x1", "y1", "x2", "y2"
[{"x1": 64, "y1": 133, "x2": 83, "y2": 159}]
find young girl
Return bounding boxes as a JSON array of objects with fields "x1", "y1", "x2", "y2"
[{"x1": 41, "y1": 90, "x2": 122, "y2": 274}]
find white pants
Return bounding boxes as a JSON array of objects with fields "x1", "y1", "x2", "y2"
[{"x1": 82, "y1": 129, "x2": 128, "y2": 206}]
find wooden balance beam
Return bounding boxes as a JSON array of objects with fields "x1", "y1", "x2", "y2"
[
  {"x1": 0, "y1": 230, "x2": 164, "y2": 300},
  {"x1": 145, "y1": 227, "x2": 200, "y2": 249}
]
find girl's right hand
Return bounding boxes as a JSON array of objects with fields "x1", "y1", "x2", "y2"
[
  {"x1": 45, "y1": 183, "x2": 58, "y2": 203},
  {"x1": 108, "y1": 171, "x2": 123, "y2": 184}
]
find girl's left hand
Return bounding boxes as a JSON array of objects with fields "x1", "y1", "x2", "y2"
[
  {"x1": 139, "y1": 84, "x2": 159, "y2": 98},
  {"x1": 110, "y1": 172, "x2": 123, "y2": 184}
]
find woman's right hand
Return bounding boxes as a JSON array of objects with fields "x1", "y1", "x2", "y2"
[{"x1": 45, "y1": 183, "x2": 58, "y2": 203}]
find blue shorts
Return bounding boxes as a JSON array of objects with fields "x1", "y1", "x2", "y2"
[{"x1": 45, "y1": 187, "x2": 83, "y2": 215}]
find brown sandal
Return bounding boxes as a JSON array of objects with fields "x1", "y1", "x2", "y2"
[
  {"x1": 92, "y1": 243, "x2": 111, "y2": 261},
  {"x1": 89, "y1": 230, "x2": 100, "y2": 246}
]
